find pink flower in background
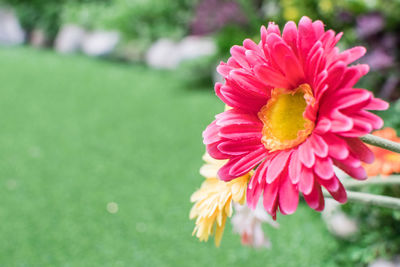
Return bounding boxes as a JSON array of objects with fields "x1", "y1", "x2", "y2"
[
  {"x1": 190, "y1": 0, "x2": 247, "y2": 35},
  {"x1": 232, "y1": 201, "x2": 279, "y2": 249},
  {"x1": 356, "y1": 12, "x2": 384, "y2": 39},
  {"x1": 203, "y1": 16, "x2": 388, "y2": 218}
]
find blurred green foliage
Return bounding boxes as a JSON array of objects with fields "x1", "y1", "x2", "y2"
[
  {"x1": 335, "y1": 184, "x2": 400, "y2": 266},
  {"x1": 0, "y1": 0, "x2": 196, "y2": 45},
  {"x1": 333, "y1": 99, "x2": 400, "y2": 266},
  {"x1": 0, "y1": 0, "x2": 106, "y2": 41},
  {"x1": 177, "y1": 55, "x2": 217, "y2": 87},
  {"x1": 380, "y1": 100, "x2": 400, "y2": 130},
  {"x1": 62, "y1": 0, "x2": 196, "y2": 43}
]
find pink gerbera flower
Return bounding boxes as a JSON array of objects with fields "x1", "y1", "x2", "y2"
[{"x1": 203, "y1": 16, "x2": 388, "y2": 218}]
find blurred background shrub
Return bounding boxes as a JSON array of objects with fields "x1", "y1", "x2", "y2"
[
  {"x1": 0, "y1": 0, "x2": 106, "y2": 42},
  {"x1": 61, "y1": 0, "x2": 195, "y2": 43},
  {"x1": 1, "y1": 0, "x2": 399, "y2": 101}
]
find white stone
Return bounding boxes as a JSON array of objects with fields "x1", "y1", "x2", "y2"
[
  {"x1": 81, "y1": 30, "x2": 120, "y2": 57},
  {"x1": 145, "y1": 36, "x2": 217, "y2": 70},
  {"x1": 0, "y1": 8, "x2": 25, "y2": 45},
  {"x1": 322, "y1": 199, "x2": 358, "y2": 239},
  {"x1": 55, "y1": 24, "x2": 85, "y2": 53},
  {"x1": 177, "y1": 36, "x2": 216, "y2": 62},
  {"x1": 369, "y1": 259, "x2": 396, "y2": 267},
  {"x1": 145, "y1": 38, "x2": 180, "y2": 69}
]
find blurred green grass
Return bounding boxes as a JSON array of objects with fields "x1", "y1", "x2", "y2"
[{"x1": 0, "y1": 47, "x2": 339, "y2": 266}]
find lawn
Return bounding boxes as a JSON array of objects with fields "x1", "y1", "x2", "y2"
[{"x1": 0, "y1": 47, "x2": 339, "y2": 266}]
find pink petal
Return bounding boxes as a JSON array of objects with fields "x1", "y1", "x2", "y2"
[
  {"x1": 254, "y1": 64, "x2": 291, "y2": 89},
  {"x1": 262, "y1": 179, "x2": 279, "y2": 216},
  {"x1": 345, "y1": 137, "x2": 375, "y2": 164},
  {"x1": 306, "y1": 44, "x2": 324, "y2": 86},
  {"x1": 267, "y1": 34, "x2": 299, "y2": 79},
  {"x1": 344, "y1": 154, "x2": 362, "y2": 168},
  {"x1": 314, "y1": 72, "x2": 329, "y2": 98},
  {"x1": 266, "y1": 150, "x2": 292, "y2": 183},
  {"x1": 298, "y1": 16, "x2": 317, "y2": 62},
  {"x1": 218, "y1": 157, "x2": 243, "y2": 181},
  {"x1": 284, "y1": 53, "x2": 305, "y2": 87},
  {"x1": 230, "y1": 45, "x2": 250, "y2": 69},
  {"x1": 257, "y1": 156, "x2": 271, "y2": 183},
  {"x1": 219, "y1": 124, "x2": 262, "y2": 140},
  {"x1": 337, "y1": 64, "x2": 369, "y2": 89},
  {"x1": 260, "y1": 25, "x2": 268, "y2": 45},
  {"x1": 243, "y1": 39, "x2": 262, "y2": 55},
  {"x1": 282, "y1": 21, "x2": 297, "y2": 54},
  {"x1": 333, "y1": 159, "x2": 367, "y2": 180},
  {"x1": 312, "y1": 20, "x2": 325, "y2": 40},
  {"x1": 267, "y1": 22, "x2": 281, "y2": 35},
  {"x1": 326, "y1": 181, "x2": 347, "y2": 203},
  {"x1": 338, "y1": 46, "x2": 366, "y2": 64},
  {"x1": 247, "y1": 165, "x2": 266, "y2": 208},
  {"x1": 334, "y1": 32, "x2": 344, "y2": 47},
  {"x1": 206, "y1": 142, "x2": 229, "y2": 160},
  {"x1": 327, "y1": 109, "x2": 354, "y2": 132},
  {"x1": 339, "y1": 118, "x2": 372, "y2": 137},
  {"x1": 319, "y1": 30, "x2": 335, "y2": 50},
  {"x1": 278, "y1": 172, "x2": 299, "y2": 215},
  {"x1": 352, "y1": 110, "x2": 383, "y2": 130},
  {"x1": 245, "y1": 50, "x2": 266, "y2": 67},
  {"x1": 323, "y1": 133, "x2": 349, "y2": 160},
  {"x1": 330, "y1": 88, "x2": 372, "y2": 110},
  {"x1": 288, "y1": 150, "x2": 301, "y2": 184},
  {"x1": 216, "y1": 62, "x2": 233, "y2": 77},
  {"x1": 303, "y1": 182, "x2": 324, "y2": 211},
  {"x1": 216, "y1": 83, "x2": 266, "y2": 113},
  {"x1": 304, "y1": 101, "x2": 317, "y2": 123},
  {"x1": 282, "y1": 21, "x2": 298, "y2": 54},
  {"x1": 318, "y1": 174, "x2": 340, "y2": 192},
  {"x1": 314, "y1": 118, "x2": 331, "y2": 134},
  {"x1": 319, "y1": 62, "x2": 346, "y2": 99},
  {"x1": 226, "y1": 57, "x2": 240, "y2": 68},
  {"x1": 299, "y1": 140, "x2": 315, "y2": 168},
  {"x1": 228, "y1": 70, "x2": 269, "y2": 98},
  {"x1": 299, "y1": 166, "x2": 314, "y2": 195},
  {"x1": 215, "y1": 109, "x2": 261, "y2": 127},
  {"x1": 203, "y1": 120, "x2": 220, "y2": 145},
  {"x1": 365, "y1": 98, "x2": 389, "y2": 110},
  {"x1": 314, "y1": 156, "x2": 334, "y2": 179},
  {"x1": 218, "y1": 139, "x2": 264, "y2": 156},
  {"x1": 226, "y1": 147, "x2": 267, "y2": 178},
  {"x1": 310, "y1": 134, "x2": 328, "y2": 158}
]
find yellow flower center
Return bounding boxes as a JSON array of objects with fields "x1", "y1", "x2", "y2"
[{"x1": 258, "y1": 84, "x2": 315, "y2": 151}]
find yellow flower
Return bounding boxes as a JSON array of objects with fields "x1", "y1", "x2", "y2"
[
  {"x1": 283, "y1": 6, "x2": 300, "y2": 21},
  {"x1": 190, "y1": 153, "x2": 250, "y2": 247},
  {"x1": 318, "y1": 0, "x2": 334, "y2": 14}
]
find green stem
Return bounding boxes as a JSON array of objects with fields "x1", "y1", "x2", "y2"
[
  {"x1": 323, "y1": 190, "x2": 400, "y2": 210},
  {"x1": 343, "y1": 175, "x2": 400, "y2": 188},
  {"x1": 360, "y1": 134, "x2": 400, "y2": 153}
]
